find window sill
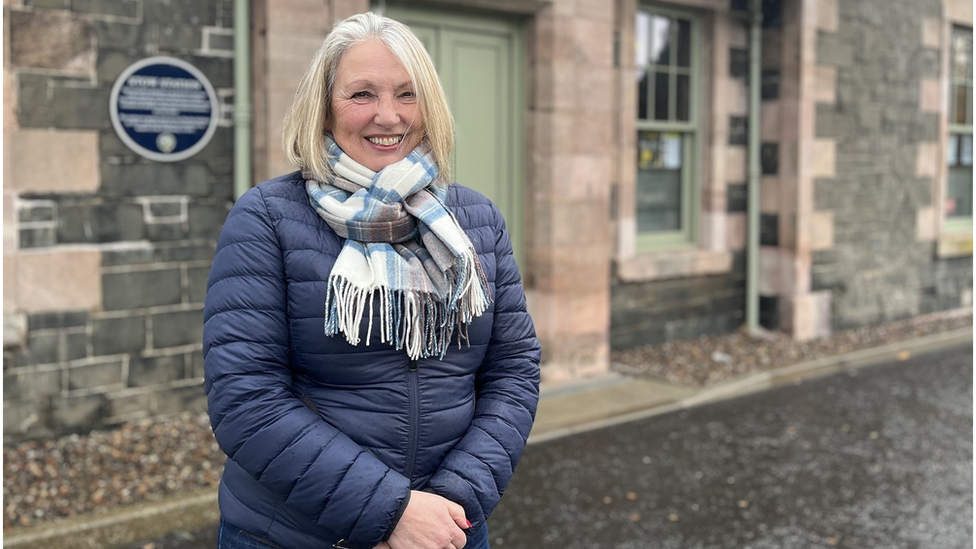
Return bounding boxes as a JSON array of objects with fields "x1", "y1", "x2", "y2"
[
  {"x1": 616, "y1": 249, "x2": 733, "y2": 282},
  {"x1": 937, "y1": 231, "x2": 974, "y2": 258}
]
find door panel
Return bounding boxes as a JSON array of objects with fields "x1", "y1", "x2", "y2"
[{"x1": 384, "y1": 6, "x2": 524, "y2": 265}]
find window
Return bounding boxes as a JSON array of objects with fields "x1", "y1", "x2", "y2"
[
  {"x1": 635, "y1": 6, "x2": 699, "y2": 249},
  {"x1": 946, "y1": 26, "x2": 972, "y2": 232}
]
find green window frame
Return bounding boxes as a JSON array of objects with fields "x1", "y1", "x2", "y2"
[
  {"x1": 946, "y1": 25, "x2": 973, "y2": 233},
  {"x1": 635, "y1": 4, "x2": 701, "y2": 250}
]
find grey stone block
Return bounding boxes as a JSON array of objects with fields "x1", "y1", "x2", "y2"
[
  {"x1": 53, "y1": 393, "x2": 106, "y2": 431},
  {"x1": 147, "y1": 221, "x2": 188, "y2": 242},
  {"x1": 101, "y1": 162, "x2": 212, "y2": 197},
  {"x1": 28, "y1": 311, "x2": 89, "y2": 330},
  {"x1": 185, "y1": 55, "x2": 232, "y2": 88},
  {"x1": 91, "y1": 315, "x2": 146, "y2": 355},
  {"x1": 144, "y1": 0, "x2": 218, "y2": 26},
  {"x1": 728, "y1": 116, "x2": 748, "y2": 146},
  {"x1": 57, "y1": 202, "x2": 146, "y2": 243},
  {"x1": 726, "y1": 183, "x2": 747, "y2": 213},
  {"x1": 108, "y1": 391, "x2": 152, "y2": 418},
  {"x1": 67, "y1": 360, "x2": 124, "y2": 391},
  {"x1": 100, "y1": 128, "x2": 134, "y2": 158},
  {"x1": 190, "y1": 351, "x2": 205, "y2": 379},
  {"x1": 158, "y1": 23, "x2": 202, "y2": 51},
  {"x1": 154, "y1": 383, "x2": 208, "y2": 415},
  {"x1": 3, "y1": 398, "x2": 52, "y2": 442},
  {"x1": 96, "y1": 50, "x2": 141, "y2": 85},
  {"x1": 151, "y1": 309, "x2": 204, "y2": 349},
  {"x1": 73, "y1": 0, "x2": 140, "y2": 18},
  {"x1": 91, "y1": 20, "x2": 144, "y2": 51},
  {"x1": 760, "y1": 143, "x2": 778, "y2": 175},
  {"x1": 207, "y1": 31, "x2": 234, "y2": 52},
  {"x1": 25, "y1": 0, "x2": 70, "y2": 7},
  {"x1": 188, "y1": 203, "x2": 231, "y2": 239},
  {"x1": 187, "y1": 265, "x2": 211, "y2": 303},
  {"x1": 4, "y1": 366, "x2": 62, "y2": 399},
  {"x1": 14, "y1": 332, "x2": 61, "y2": 366},
  {"x1": 50, "y1": 85, "x2": 112, "y2": 130},
  {"x1": 102, "y1": 268, "x2": 183, "y2": 311},
  {"x1": 155, "y1": 243, "x2": 216, "y2": 262},
  {"x1": 19, "y1": 227, "x2": 57, "y2": 248},
  {"x1": 102, "y1": 248, "x2": 155, "y2": 267},
  {"x1": 129, "y1": 354, "x2": 185, "y2": 387},
  {"x1": 729, "y1": 47, "x2": 748, "y2": 78},
  {"x1": 66, "y1": 331, "x2": 88, "y2": 361},
  {"x1": 18, "y1": 202, "x2": 55, "y2": 223},
  {"x1": 149, "y1": 201, "x2": 184, "y2": 218},
  {"x1": 817, "y1": 32, "x2": 854, "y2": 66},
  {"x1": 193, "y1": 127, "x2": 233, "y2": 161}
]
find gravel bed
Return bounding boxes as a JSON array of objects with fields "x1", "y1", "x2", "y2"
[
  {"x1": 3, "y1": 311, "x2": 971, "y2": 531},
  {"x1": 612, "y1": 311, "x2": 972, "y2": 386},
  {"x1": 3, "y1": 413, "x2": 222, "y2": 530}
]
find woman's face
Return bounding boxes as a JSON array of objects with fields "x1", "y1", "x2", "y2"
[{"x1": 329, "y1": 40, "x2": 424, "y2": 171}]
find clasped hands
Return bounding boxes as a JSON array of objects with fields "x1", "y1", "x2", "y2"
[{"x1": 373, "y1": 490, "x2": 470, "y2": 549}]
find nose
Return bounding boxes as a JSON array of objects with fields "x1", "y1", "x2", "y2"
[{"x1": 374, "y1": 94, "x2": 400, "y2": 127}]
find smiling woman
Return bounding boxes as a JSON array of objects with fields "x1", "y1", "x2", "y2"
[
  {"x1": 203, "y1": 11, "x2": 540, "y2": 549},
  {"x1": 328, "y1": 40, "x2": 423, "y2": 171}
]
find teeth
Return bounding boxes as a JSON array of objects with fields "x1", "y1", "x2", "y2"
[{"x1": 368, "y1": 136, "x2": 403, "y2": 146}]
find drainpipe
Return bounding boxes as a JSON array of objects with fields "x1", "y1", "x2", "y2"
[
  {"x1": 233, "y1": 0, "x2": 252, "y2": 199},
  {"x1": 745, "y1": 0, "x2": 763, "y2": 334}
]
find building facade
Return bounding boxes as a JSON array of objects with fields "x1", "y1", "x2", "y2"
[{"x1": 4, "y1": 0, "x2": 972, "y2": 441}]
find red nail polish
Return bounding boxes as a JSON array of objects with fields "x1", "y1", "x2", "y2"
[{"x1": 465, "y1": 520, "x2": 472, "y2": 528}]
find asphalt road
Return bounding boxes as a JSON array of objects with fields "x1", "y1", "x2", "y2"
[
  {"x1": 488, "y1": 344, "x2": 973, "y2": 549},
  {"x1": 126, "y1": 344, "x2": 973, "y2": 549}
]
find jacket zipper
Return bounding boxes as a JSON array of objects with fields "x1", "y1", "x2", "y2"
[{"x1": 404, "y1": 358, "x2": 420, "y2": 484}]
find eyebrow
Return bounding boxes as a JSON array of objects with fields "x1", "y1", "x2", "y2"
[{"x1": 342, "y1": 79, "x2": 414, "y2": 90}]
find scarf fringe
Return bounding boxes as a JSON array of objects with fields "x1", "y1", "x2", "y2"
[{"x1": 324, "y1": 251, "x2": 491, "y2": 360}]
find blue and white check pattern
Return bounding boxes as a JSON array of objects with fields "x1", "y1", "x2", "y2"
[{"x1": 305, "y1": 137, "x2": 491, "y2": 359}]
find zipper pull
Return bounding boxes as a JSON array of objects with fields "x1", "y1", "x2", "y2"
[{"x1": 408, "y1": 359, "x2": 418, "y2": 371}]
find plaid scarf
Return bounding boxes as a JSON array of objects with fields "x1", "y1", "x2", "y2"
[{"x1": 305, "y1": 138, "x2": 491, "y2": 359}]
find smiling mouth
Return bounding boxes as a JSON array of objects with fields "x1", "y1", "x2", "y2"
[{"x1": 367, "y1": 135, "x2": 403, "y2": 146}]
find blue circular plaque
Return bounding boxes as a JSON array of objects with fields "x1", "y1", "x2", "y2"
[{"x1": 109, "y1": 56, "x2": 219, "y2": 162}]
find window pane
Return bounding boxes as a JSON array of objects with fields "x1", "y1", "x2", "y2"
[
  {"x1": 638, "y1": 71, "x2": 648, "y2": 119},
  {"x1": 952, "y1": 85, "x2": 968, "y2": 124},
  {"x1": 962, "y1": 134, "x2": 973, "y2": 166},
  {"x1": 676, "y1": 19, "x2": 691, "y2": 67},
  {"x1": 654, "y1": 71, "x2": 669, "y2": 120},
  {"x1": 966, "y1": 86, "x2": 973, "y2": 126},
  {"x1": 636, "y1": 11, "x2": 650, "y2": 66},
  {"x1": 947, "y1": 166, "x2": 973, "y2": 218},
  {"x1": 947, "y1": 134, "x2": 959, "y2": 166},
  {"x1": 637, "y1": 131, "x2": 683, "y2": 233},
  {"x1": 952, "y1": 28, "x2": 972, "y2": 79},
  {"x1": 650, "y1": 16, "x2": 671, "y2": 66},
  {"x1": 676, "y1": 74, "x2": 690, "y2": 121}
]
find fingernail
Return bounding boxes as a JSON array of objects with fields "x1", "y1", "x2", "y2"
[{"x1": 465, "y1": 520, "x2": 472, "y2": 528}]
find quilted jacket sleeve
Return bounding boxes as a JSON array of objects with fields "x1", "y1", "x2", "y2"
[
  {"x1": 203, "y1": 186, "x2": 410, "y2": 549},
  {"x1": 424, "y1": 203, "x2": 542, "y2": 529}
]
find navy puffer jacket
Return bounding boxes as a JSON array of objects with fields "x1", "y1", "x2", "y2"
[{"x1": 203, "y1": 172, "x2": 541, "y2": 549}]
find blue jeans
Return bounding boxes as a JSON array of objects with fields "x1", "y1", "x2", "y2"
[{"x1": 217, "y1": 518, "x2": 490, "y2": 549}]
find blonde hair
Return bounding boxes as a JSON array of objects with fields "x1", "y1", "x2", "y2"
[{"x1": 283, "y1": 12, "x2": 455, "y2": 183}]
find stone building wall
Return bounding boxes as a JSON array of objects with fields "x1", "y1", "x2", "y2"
[
  {"x1": 3, "y1": 0, "x2": 235, "y2": 442},
  {"x1": 810, "y1": 0, "x2": 973, "y2": 330},
  {"x1": 610, "y1": 1, "x2": 750, "y2": 350}
]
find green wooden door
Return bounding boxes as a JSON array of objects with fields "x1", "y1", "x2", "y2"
[{"x1": 384, "y1": 6, "x2": 524, "y2": 265}]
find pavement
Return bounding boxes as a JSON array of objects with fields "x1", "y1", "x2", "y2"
[{"x1": 3, "y1": 326, "x2": 972, "y2": 549}]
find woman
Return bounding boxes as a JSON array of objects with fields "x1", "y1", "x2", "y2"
[{"x1": 203, "y1": 12, "x2": 540, "y2": 549}]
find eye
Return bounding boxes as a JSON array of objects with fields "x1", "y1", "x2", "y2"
[
  {"x1": 399, "y1": 91, "x2": 416, "y2": 100},
  {"x1": 351, "y1": 91, "x2": 373, "y2": 100}
]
